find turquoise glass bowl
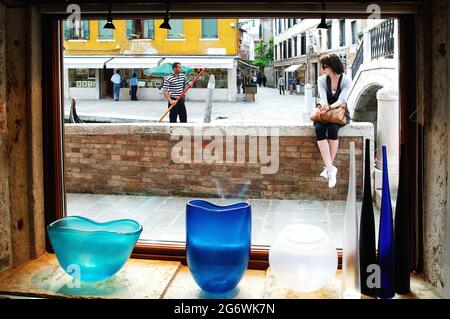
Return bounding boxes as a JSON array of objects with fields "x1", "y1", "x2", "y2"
[
  {"x1": 186, "y1": 200, "x2": 252, "y2": 293},
  {"x1": 47, "y1": 216, "x2": 143, "y2": 282}
]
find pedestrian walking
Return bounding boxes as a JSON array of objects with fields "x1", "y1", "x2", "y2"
[
  {"x1": 278, "y1": 76, "x2": 285, "y2": 95},
  {"x1": 289, "y1": 78, "x2": 295, "y2": 95},
  {"x1": 162, "y1": 62, "x2": 191, "y2": 123},
  {"x1": 262, "y1": 75, "x2": 267, "y2": 87},
  {"x1": 251, "y1": 73, "x2": 258, "y2": 87},
  {"x1": 111, "y1": 70, "x2": 122, "y2": 101},
  {"x1": 130, "y1": 73, "x2": 138, "y2": 101}
]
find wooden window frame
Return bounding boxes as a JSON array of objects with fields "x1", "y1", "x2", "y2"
[{"x1": 42, "y1": 9, "x2": 422, "y2": 271}]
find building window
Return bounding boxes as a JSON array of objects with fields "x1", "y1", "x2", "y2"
[
  {"x1": 312, "y1": 62, "x2": 319, "y2": 85},
  {"x1": 201, "y1": 19, "x2": 218, "y2": 38},
  {"x1": 301, "y1": 33, "x2": 306, "y2": 55},
  {"x1": 288, "y1": 39, "x2": 292, "y2": 58},
  {"x1": 278, "y1": 19, "x2": 281, "y2": 34},
  {"x1": 339, "y1": 19, "x2": 346, "y2": 47},
  {"x1": 168, "y1": 19, "x2": 184, "y2": 39},
  {"x1": 126, "y1": 19, "x2": 154, "y2": 39},
  {"x1": 274, "y1": 44, "x2": 278, "y2": 60},
  {"x1": 68, "y1": 69, "x2": 96, "y2": 88},
  {"x1": 327, "y1": 22, "x2": 332, "y2": 49},
  {"x1": 351, "y1": 20, "x2": 358, "y2": 44},
  {"x1": 64, "y1": 20, "x2": 90, "y2": 40},
  {"x1": 318, "y1": 30, "x2": 323, "y2": 50},
  {"x1": 192, "y1": 68, "x2": 228, "y2": 88},
  {"x1": 293, "y1": 37, "x2": 297, "y2": 57},
  {"x1": 283, "y1": 40, "x2": 287, "y2": 59},
  {"x1": 98, "y1": 20, "x2": 114, "y2": 40}
]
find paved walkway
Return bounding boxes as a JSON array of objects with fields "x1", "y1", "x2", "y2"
[
  {"x1": 67, "y1": 193, "x2": 380, "y2": 248},
  {"x1": 64, "y1": 87, "x2": 309, "y2": 123}
]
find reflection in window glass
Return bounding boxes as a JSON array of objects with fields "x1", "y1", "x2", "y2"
[
  {"x1": 68, "y1": 69, "x2": 96, "y2": 88},
  {"x1": 64, "y1": 20, "x2": 90, "y2": 40},
  {"x1": 191, "y1": 68, "x2": 228, "y2": 88},
  {"x1": 115, "y1": 69, "x2": 165, "y2": 88}
]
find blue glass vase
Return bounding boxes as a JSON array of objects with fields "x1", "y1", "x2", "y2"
[
  {"x1": 47, "y1": 216, "x2": 143, "y2": 282},
  {"x1": 377, "y1": 146, "x2": 395, "y2": 299},
  {"x1": 186, "y1": 200, "x2": 252, "y2": 293}
]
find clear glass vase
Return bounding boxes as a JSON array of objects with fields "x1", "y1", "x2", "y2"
[
  {"x1": 47, "y1": 216, "x2": 142, "y2": 282},
  {"x1": 342, "y1": 141, "x2": 361, "y2": 299},
  {"x1": 186, "y1": 200, "x2": 252, "y2": 294}
]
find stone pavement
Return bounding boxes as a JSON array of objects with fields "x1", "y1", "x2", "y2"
[
  {"x1": 66, "y1": 193, "x2": 381, "y2": 248},
  {"x1": 64, "y1": 86, "x2": 308, "y2": 123}
]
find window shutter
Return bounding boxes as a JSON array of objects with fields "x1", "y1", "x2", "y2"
[
  {"x1": 202, "y1": 19, "x2": 218, "y2": 38},
  {"x1": 147, "y1": 19, "x2": 154, "y2": 39},
  {"x1": 83, "y1": 21, "x2": 90, "y2": 40},
  {"x1": 64, "y1": 20, "x2": 71, "y2": 40},
  {"x1": 126, "y1": 20, "x2": 133, "y2": 39}
]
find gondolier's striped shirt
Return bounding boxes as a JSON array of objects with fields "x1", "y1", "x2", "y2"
[{"x1": 163, "y1": 73, "x2": 191, "y2": 98}]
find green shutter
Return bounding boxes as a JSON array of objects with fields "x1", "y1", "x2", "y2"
[
  {"x1": 98, "y1": 20, "x2": 114, "y2": 40},
  {"x1": 168, "y1": 19, "x2": 183, "y2": 39},
  {"x1": 83, "y1": 21, "x2": 90, "y2": 40},
  {"x1": 126, "y1": 20, "x2": 133, "y2": 39},
  {"x1": 147, "y1": 19, "x2": 154, "y2": 39},
  {"x1": 202, "y1": 19, "x2": 218, "y2": 39},
  {"x1": 64, "y1": 20, "x2": 71, "y2": 40}
]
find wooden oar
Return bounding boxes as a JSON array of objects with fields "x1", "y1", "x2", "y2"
[{"x1": 158, "y1": 68, "x2": 207, "y2": 122}]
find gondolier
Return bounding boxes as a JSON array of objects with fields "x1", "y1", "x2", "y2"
[{"x1": 162, "y1": 62, "x2": 191, "y2": 123}]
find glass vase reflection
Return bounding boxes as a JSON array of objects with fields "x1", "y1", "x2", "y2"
[
  {"x1": 47, "y1": 216, "x2": 143, "y2": 282},
  {"x1": 186, "y1": 200, "x2": 252, "y2": 294}
]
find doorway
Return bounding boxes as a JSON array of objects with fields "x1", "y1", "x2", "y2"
[{"x1": 100, "y1": 68, "x2": 114, "y2": 99}]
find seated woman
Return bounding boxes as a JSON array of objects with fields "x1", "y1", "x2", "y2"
[{"x1": 314, "y1": 54, "x2": 352, "y2": 188}]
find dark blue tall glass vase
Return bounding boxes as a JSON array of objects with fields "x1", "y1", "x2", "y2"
[
  {"x1": 359, "y1": 139, "x2": 377, "y2": 297},
  {"x1": 186, "y1": 200, "x2": 252, "y2": 293},
  {"x1": 377, "y1": 145, "x2": 395, "y2": 299}
]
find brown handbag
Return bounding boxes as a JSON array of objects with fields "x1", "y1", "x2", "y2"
[{"x1": 310, "y1": 101, "x2": 350, "y2": 125}]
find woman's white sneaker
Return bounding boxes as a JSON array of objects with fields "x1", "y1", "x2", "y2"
[
  {"x1": 327, "y1": 166, "x2": 338, "y2": 188},
  {"x1": 320, "y1": 167, "x2": 328, "y2": 180}
]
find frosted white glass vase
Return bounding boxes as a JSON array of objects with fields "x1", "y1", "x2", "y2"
[{"x1": 341, "y1": 142, "x2": 361, "y2": 299}]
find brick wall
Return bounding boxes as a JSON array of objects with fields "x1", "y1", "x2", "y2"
[{"x1": 64, "y1": 123, "x2": 374, "y2": 201}]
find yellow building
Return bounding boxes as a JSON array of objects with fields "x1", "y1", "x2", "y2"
[{"x1": 63, "y1": 19, "x2": 240, "y2": 101}]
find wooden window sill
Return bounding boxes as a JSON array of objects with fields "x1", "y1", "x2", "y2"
[{"x1": 0, "y1": 253, "x2": 441, "y2": 299}]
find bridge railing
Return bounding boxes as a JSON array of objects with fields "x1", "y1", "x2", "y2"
[
  {"x1": 352, "y1": 40, "x2": 364, "y2": 79},
  {"x1": 351, "y1": 19, "x2": 396, "y2": 79},
  {"x1": 370, "y1": 19, "x2": 395, "y2": 60}
]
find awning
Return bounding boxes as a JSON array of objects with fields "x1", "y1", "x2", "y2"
[
  {"x1": 64, "y1": 56, "x2": 236, "y2": 69},
  {"x1": 63, "y1": 57, "x2": 112, "y2": 68},
  {"x1": 162, "y1": 56, "x2": 235, "y2": 69},
  {"x1": 105, "y1": 57, "x2": 162, "y2": 69},
  {"x1": 237, "y1": 59, "x2": 259, "y2": 70},
  {"x1": 284, "y1": 64, "x2": 306, "y2": 72}
]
